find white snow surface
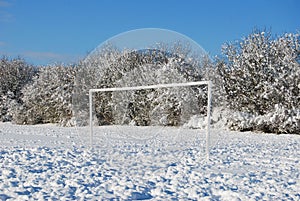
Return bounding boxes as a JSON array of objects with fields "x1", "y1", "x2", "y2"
[{"x1": 0, "y1": 122, "x2": 299, "y2": 200}]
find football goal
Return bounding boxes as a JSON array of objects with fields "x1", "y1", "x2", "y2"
[{"x1": 89, "y1": 81, "x2": 212, "y2": 159}]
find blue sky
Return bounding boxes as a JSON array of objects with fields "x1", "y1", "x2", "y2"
[{"x1": 0, "y1": 0, "x2": 299, "y2": 65}]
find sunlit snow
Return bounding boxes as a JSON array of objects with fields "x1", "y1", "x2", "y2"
[{"x1": 0, "y1": 122, "x2": 299, "y2": 200}]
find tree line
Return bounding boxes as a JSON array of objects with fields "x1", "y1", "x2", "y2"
[{"x1": 0, "y1": 29, "x2": 299, "y2": 134}]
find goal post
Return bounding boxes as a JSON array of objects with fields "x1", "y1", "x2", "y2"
[{"x1": 89, "y1": 81, "x2": 212, "y2": 159}]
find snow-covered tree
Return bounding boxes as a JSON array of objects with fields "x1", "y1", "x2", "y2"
[
  {"x1": 74, "y1": 42, "x2": 211, "y2": 126},
  {"x1": 0, "y1": 56, "x2": 36, "y2": 121},
  {"x1": 73, "y1": 44, "x2": 122, "y2": 126},
  {"x1": 218, "y1": 30, "x2": 300, "y2": 133},
  {"x1": 112, "y1": 59, "x2": 204, "y2": 126},
  {"x1": 14, "y1": 64, "x2": 76, "y2": 126}
]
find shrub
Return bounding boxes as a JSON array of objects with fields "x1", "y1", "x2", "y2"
[
  {"x1": 13, "y1": 65, "x2": 76, "y2": 126},
  {"x1": 74, "y1": 43, "x2": 211, "y2": 126},
  {"x1": 218, "y1": 30, "x2": 300, "y2": 133},
  {"x1": 0, "y1": 56, "x2": 36, "y2": 121}
]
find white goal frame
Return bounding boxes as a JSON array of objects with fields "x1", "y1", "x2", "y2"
[{"x1": 89, "y1": 81, "x2": 212, "y2": 159}]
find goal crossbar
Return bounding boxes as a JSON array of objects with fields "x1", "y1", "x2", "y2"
[{"x1": 89, "y1": 81, "x2": 212, "y2": 159}]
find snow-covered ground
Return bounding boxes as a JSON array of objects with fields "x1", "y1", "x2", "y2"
[{"x1": 0, "y1": 122, "x2": 299, "y2": 200}]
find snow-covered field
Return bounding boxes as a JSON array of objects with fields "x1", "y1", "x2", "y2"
[{"x1": 0, "y1": 122, "x2": 299, "y2": 200}]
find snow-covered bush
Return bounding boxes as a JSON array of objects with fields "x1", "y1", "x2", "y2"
[
  {"x1": 0, "y1": 56, "x2": 36, "y2": 121},
  {"x1": 14, "y1": 65, "x2": 76, "y2": 126},
  {"x1": 73, "y1": 44, "x2": 122, "y2": 126},
  {"x1": 112, "y1": 58, "x2": 205, "y2": 126},
  {"x1": 74, "y1": 43, "x2": 211, "y2": 126},
  {"x1": 218, "y1": 30, "x2": 300, "y2": 133},
  {"x1": 227, "y1": 106, "x2": 300, "y2": 134}
]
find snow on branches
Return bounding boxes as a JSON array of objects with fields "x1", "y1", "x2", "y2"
[
  {"x1": 73, "y1": 43, "x2": 211, "y2": 126},
  {"x1": 0, "y1": 57, "x2": 36, "y2": 122},
  {"x1": 13, "y1": 65, "x2": 76, "y2": 126},
  {"x1": 218, "y1": 30, "x2": 299, "y2": 134}
]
